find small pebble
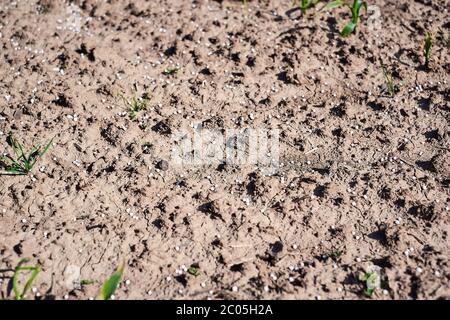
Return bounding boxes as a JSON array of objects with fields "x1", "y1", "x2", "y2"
[{"x1": 156, "y1": 160, "x2": 169, "y2": 171}]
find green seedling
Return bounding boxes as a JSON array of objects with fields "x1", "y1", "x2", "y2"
[
  {"x1": 96, "y1": 264, "x2": 124, "y2": 300},
  {"x1": 80, "y1": 279, "x2": 96, "y2": 286},
  {"x1": 341, "y1": 0, "x2": 367, "y2": 37},
  {"x1": 12, "y1": 258, "x2": 40, "y2": 300},
  {"x1": 295, "y1": 0, "x2": 320, "y2": 13},
  {"x1": 163, "y1": 67, "x2": 179, "y2": 75},
  {"x1": 361, "y1": 272, "x2": 377, "y2": 297},
  {"x1": 0, "y1": 135, "x2": 53, "y2": 175},
  {"x1": 324, "y1": 0, "x2": 367, "y2": 37},
  {"x1": 187, "y1": 266, "x2": 200, "y2": 277},
  {"x1": 322, "y1": 0, "x2": 344, "y2": 10},
  {"x1": 119, "y1": 94, "x2": 149, "y2": 120},
  {"x1": 328, "y1": 250, "x2": 342, "y2": 260},
  {"x1": 423, "y1": 32, "x2": 432, "y2": 67},
  {"x1": 380, "y1": 61, "x2": 398, "y2": 96}
]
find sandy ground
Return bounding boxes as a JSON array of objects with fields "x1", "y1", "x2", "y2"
[{"x1": 0, "y1": 0, "x2": 449, "y2": 300}]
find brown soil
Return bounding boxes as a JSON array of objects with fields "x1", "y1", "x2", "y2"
[{"x1": 0, "y1": 0, "x2": 449, "y2": 300}]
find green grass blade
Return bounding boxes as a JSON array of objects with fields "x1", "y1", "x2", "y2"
[
  {"x1": 12, "y1": 259, "x2": 40, "y2": 300},
  {"x1": 25, "y1": 145, "x2": 40, "y2": 167},
  {"x1": 322, "y1": 0, "x2": 343, "y2": 10},
  {"x1": 364, "y1": 288, "x2": 374, "y2": 297},
  {"x1": 21, "y1": 267, "x2": 40, "y2": 299},
  {"x1": 28, "y1": 159, "x2": 37, "y2": 172},
  {"x1": 341, "y1": 22, "x2": 356, "y2": 37},
  {"x1": 12, "y1": 260, "x2": 26, "y2": 300},
  {"x1": 9, "y1": 136, "x2": 29, "y2": 166},
  {"x1": 163, "y1": 67, "x2": 179, "y2": 75},
  {"x1": 16, "y1": 139, "x2": 26, "y2": 160},
  {"x1": 1, "y1": 169, "x2": 26, "y2": 175},
  {"x1": 10, "y1": 136, "x2": 21, "y2": 158},
  {"x1": 351, "y1": 1, "x2": 366, "y2": 23},
  {"x1": 299, "y1": 0, "x2": 320, "y2": 13},
  {"x1": 300, "y1": 0, "x2": 307, "y2": 13},
  {"x1": 0, "y1": 154, "x2": 26, "y2": 174},
  {"x1": 80, "y1": 279, "x2": 96, "y2": 286},
  {"x1": 40, "y1": 138, "x2": 54, "y2": 157},
  {"x1": 380, "y1": 61, "x2": 397, "y2": 96},
  {"x1": 0, "y1": 155, "x2": 13, "y2": 165},
  {"x1": 96, "y1": 264, "x2": 124, "y2": 300},
  {"x1": 362, "y1": 272, "x2": 378, "y2": 298},
  {"x1": 29, "y1": 144, "x2": 40, "y2": 155},
  {"x1": 187, "y1": 266, "x2": 200, "y2": 276},
  {"x1": 1, "y1": 136, "x2": 53, "y2": 175}
]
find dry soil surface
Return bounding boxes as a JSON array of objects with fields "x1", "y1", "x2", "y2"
[{"x1": 0, "y1": 0, "x2": 449, "y2": 300}]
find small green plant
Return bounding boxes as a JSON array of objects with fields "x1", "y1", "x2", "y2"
[
  {"x1": 361, "y1": 272, "x2": 377, "y2": 297},
  {"x1": 423, "y1": 32, "x2": 433, "y2": 67},
  {"x1": 324, "y1": 0, "x2": 367, "y2": 37},
  {"x1": 163, "y1": 67, "x2": 179, "y2": 75},
  {"x1": 0, "y1": 135, "x2": 53, "y2": 175},
  {"x1": 380, "y1": 61, "x2": 398, "y2": 96},
  {"x1": 119, "y1": 94, "x2": 149, "y2": 120},
  {"x1": 12, "y1": 258, "x2": 40, "y2": 300},
  {"x1": 96, "y1": 264, "x2": 124, "y2": 300},
  {"x1": 328, "y1": 250, "x2": 343, "y2": 260},
  {"x1": 295, "y1": 0, "x2": 320, "y2": 13},
  {"x1": 323, "y1": 0, "x2": 344, "y2": 9},
  {"x1": 187, "y1": 266, "x2": 200, "y2": 277},
  {"x1": 80, "y1": 279, "x2": 96, "y2": 286}
]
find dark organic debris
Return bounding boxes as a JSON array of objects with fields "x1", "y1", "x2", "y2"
[
  {"x1": 198, "y1": 201, "x2": 223, "y2": 221},
  {"x1": 75, "y1": 43, "x2": 95, "y2": 62},
  {"x1": 408, "y1": 204, "x2": 436, "y2": 222},
  {"x1": 151, "y1": 121, "x2": 172, "y2": 135},
  {"x1": 269, "y1": 241, "x2": 283, "y2": 257},
  {"x1": 164, "y1": 45, "x2": 177, "y2": 57},
  {"x1": 52, "y1": 94, "x2": 71, "y2": 108}
]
